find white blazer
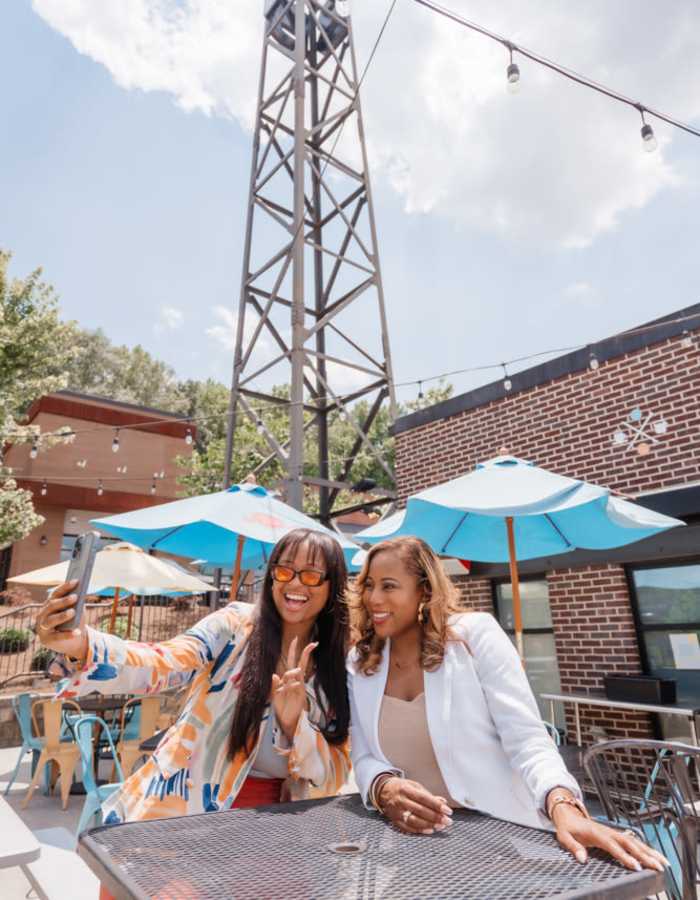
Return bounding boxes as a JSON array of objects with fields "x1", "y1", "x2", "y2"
[{"x1": 347, "y1": 612, "x2": 581, "y2": 831}]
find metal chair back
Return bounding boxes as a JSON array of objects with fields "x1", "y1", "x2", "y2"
[
  {"x1": 584, "y1": 738, "x2": 700, "y2": 900},
  {"x1": 74, "y1": 715, "x2": 125, "y2": 795}
]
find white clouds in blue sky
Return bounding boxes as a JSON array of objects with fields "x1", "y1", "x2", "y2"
[{"x1": 3, "y1": 1, "x2": 699, "y2": 401}]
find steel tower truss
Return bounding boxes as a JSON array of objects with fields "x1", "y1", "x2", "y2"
[{"x1": 224, "y1": 0, "x2": 396, "y2": 519}]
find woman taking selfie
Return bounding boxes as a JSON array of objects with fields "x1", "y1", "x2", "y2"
[
  {"x1": 348, "y1": 536, "x2": 666, "y2": 874},
  {"x1": 34, "y1": 528, "x2": 351, "y2": 824}
]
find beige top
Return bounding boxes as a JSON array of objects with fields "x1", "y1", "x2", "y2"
[{"x1": 379, "y1": 693, "x2": 460, "y2": 808}]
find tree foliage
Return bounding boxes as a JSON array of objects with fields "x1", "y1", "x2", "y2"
[{"x1": 0, "y1": 251, "x2": 75, "y2": 547}]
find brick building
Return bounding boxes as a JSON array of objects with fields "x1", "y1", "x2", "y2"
[
  {"x1": 391, "y1": 304, "x2": 700, "y2": 745},
  {"x1": 1, "y1": 390, "x2": 194, "y2": 602}
]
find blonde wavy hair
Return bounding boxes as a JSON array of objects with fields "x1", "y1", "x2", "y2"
[{"x1": 350, "y1": 536, "x2": 465, "y2": 675}]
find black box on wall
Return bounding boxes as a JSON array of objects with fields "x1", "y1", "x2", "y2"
[{"x1": 603, "y1": 674, "x2": 677, "y2": 705}]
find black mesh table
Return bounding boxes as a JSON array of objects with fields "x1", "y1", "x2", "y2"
[{"x1": 78, "y1": 795, "x2": 665, "y2": 900}]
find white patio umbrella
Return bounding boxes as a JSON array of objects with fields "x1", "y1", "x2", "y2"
[{"x1": 8, "y1": 542, "x2": 214, "y2": 636}]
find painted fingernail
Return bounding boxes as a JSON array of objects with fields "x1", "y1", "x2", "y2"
[
  {"x1": 632, "y1": 861, "x2": 641, "y2": 872},
  {"x1": 575, "y1": 850, "x2": 587, "y2": 864},
  {"x1": 421, "y1": 829, "x2": 434, "y2": 835},
  {"x1": 434, "y1": 823, "x2": 446, "y2": 832},
  {"x1": 441, "y1": 817, "x2": 452, "y2": 828},
  {"x1": 442, "y1": 807, "x2": 453, "y2": 816}
]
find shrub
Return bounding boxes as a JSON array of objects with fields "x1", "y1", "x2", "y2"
[
  {"x1": 31, "y1": 647, "x2": 54, "y2": 671},
  {"x1": 0, "y1": 627, "x2": 32, "y2": 653}
]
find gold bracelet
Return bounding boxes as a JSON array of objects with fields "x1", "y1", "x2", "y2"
[
  {"x1": 548, "y1": 795, "x2": 590, "y2": 821},
  {"x1": 370, "y1": 773, "x2": 395, "y2": 814}
]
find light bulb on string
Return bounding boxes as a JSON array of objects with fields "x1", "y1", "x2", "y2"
[
  {"x1": 638, "y1": 107, "x2": 657, "y2": 153},
  {"x1": 502, "y1": 364, "x2": 512, "y2": 392},
  {"x1": 418, "y1": 381, "x2": 424, "y2": 401},
  {"x1": 40, "y1": 480, "x2": 47, "y2": 497},
  {"x1": 159, "y1": 470, "x2": 165, "y2": 479},
  {"x1": 506, "y1": 44, "x2": 520, "y2": 94},
  {"x1": 255, "y1": 419, "x2": 265, "y2": 435},
  {"x1": 30, "y1": 437, "x2": 39, "y2": 459},
  {"x1": 588, "y1": 348, "x2": 599, "y2": 371},
  {"x1": 112, "y1": 429, "x2": 120, "y2": 453},
  {"x1": 97, "y1": 480, "x2": 104, "y2": 497},
  {"x1": 150, "y1": 479, "x2": 157, "y2": 495},
  {"x1": 185, "y1": 428, "x2": 193, "y2": 445}
]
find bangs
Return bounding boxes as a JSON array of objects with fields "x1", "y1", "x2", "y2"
[{"x1": 271, "y1": 528, "x2": 337, "y2": 570}]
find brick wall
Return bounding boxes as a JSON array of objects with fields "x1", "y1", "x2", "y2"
[
  {"x1": 395, "y1": 332, "x2": 700, "y2": 504},
  {"x1": 394, "y1": 330, "x2": 700, "y2": 745},
  {"x1": 548, "y1": 565, "x2": 653, "y2": 742},
  {"x1": 453, "y1": 575, "x2": 494, "y2": 614}
]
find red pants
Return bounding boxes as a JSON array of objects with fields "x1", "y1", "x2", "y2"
[{"x1": 99, "y1": 777, "x2": 284, "y2": 899}]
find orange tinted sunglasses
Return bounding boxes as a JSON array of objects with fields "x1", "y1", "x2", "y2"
[{"x1": 271, "y1": 565, "x2": 328, "y2": 587}]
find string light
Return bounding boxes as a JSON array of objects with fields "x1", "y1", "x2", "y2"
[
  {"x1": 30, "y1": 438, "x2": 39, "y2": 459},
  {"x1": 637, "y1": 106, "x2": 657, "y2": 153},
  {"x1": 116, "y1": 465, "x2": 128, "y2": 474},
  {"x1": 76, "y1": 459, "x2": 87, "y2": 469},
  {"x1": 418, "y1": 381, "x2": 424, "y2": 401},
  {"x1": 97, "y1": 479, "x2": 104, "y2": 496},
  {"x1": 411, "y1": 0, "x2": 700, "y2": 145},
  {"x1": 150, "y1": 479, "x2": 157, "y2": 495},
  {"x1": 502, "y1": 363, "x2": 512, "y2": 392},
  {"x1": 506, "y1": 44, "x2": 520, "y2": 94},
  {"x1": 256, "y1": 419, "x2": 265, "y2": 435},
  {"x1": 185, "y1": 428, "x2": 193, "y2": 445},
  {"x1": 40, "y1": 480, "x2": 47, "y2": 496},
  {"x1": 112, "y1": 429, "x2": 120, "y2": 453},
  {"x1": 589, "y1": 348, "x2": 599, "y2": 370}
]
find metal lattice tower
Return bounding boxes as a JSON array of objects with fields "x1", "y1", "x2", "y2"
[{"x1": 223, "y1": 0, "x2": 396, "y2": 519}]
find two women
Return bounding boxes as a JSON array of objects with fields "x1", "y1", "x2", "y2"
[
  {"x1": 35, "y1": 528, "x2": 350, "y2": 821},
  {"x1": 36, "y1": 526, "x2": 663, "y2": 875}
]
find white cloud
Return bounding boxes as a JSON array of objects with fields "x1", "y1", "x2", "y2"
[
  {"x1": 161, "y1": 304, "x2": 184, "y2": 328},
  {"x1": 206, "y1": 304, "x2": 275, "y2": 357},
  {"x1": 31, "y1": 0, "x2": 700, "y2": 248}
]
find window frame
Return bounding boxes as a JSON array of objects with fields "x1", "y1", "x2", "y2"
[{"x1": 625, "y1": 555, "x2": 700, "y2": 677}]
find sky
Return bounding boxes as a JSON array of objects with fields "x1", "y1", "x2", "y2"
[{"x1": 2, "y1": 1, "x2": 699, "y2": 407}]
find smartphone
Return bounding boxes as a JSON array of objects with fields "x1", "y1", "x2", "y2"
[{"x1": 57, "y1": 531, "x2": 100, "y2": 631}]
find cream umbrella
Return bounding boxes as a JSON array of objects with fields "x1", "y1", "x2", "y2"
[{"x1": 8, "y1": 542, "x2": 215, "y2": 636}]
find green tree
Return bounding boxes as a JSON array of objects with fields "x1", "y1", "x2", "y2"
[
  {"x1": 0, "y1": 251, "x2": 75, "y2": 547},
  {"x1": 64, "y1": 325, "x2": 187, "y2": 412}
]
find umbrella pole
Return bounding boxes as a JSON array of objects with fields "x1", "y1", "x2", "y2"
[
  {"x1": 109, "y1": 587, "x2": 121, "y2": 635},
  {"x1": 126, "y1": 594, "x2": 134, "y2": 639},
  {"x1": 505, "y1": 517, "x2": 525, "y2": 662},
  {"x1": 229, "y1": 535, "x2": 245, "y2": 601}
]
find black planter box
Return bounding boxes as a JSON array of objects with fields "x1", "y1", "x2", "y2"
[{"x1": 603, "y1": 674, "x2": 677, "y2": 705}]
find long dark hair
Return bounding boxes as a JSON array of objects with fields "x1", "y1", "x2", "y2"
[{"x1": 228, "y1": 528, "x2": 350, "y2": 758}]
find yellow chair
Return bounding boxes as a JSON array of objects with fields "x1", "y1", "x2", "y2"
[
  {"x1": 116, "y1": 696, "x2": 162, "y2": 779},
  {"x1": 21, "y1": 699, "x2": 82, "y2": 810}
]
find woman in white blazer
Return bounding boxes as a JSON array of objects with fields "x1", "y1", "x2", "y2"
[{"x1": 347, "y1": 536, "x2": 666, "y2": 874}]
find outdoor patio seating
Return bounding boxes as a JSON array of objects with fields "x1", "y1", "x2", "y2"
[
  {"x1": 73, "y1": 714, "x2": 124, "y2": 836},
  {"x1": 20, "y1": 699, "x2": 82, "y2": 811},
  {"x1": 584, "y1": 738, "x2": 700, "y2": 900}
]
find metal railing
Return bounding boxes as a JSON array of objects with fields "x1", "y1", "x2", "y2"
[{"x1": 0, "y1": 580, "x2": 264, "y2": 689}]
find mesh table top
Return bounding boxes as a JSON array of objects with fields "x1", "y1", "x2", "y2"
[{"x1": 79, "y1": 795, "x2": 665, "y2": 900}]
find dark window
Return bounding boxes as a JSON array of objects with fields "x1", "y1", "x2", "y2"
[
  {"x1": 493, "y1": 578, "x2": 564, "y2": 728},
  {"x1": 628, "y1": 561, "x2": 700, "y2": 740}
]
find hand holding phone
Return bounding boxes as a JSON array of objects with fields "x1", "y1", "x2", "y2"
[
  {"x1": 57, "y1": 531, "x2": 99, "y2": 632},
  {"x1": 33, "y1": 531, "x2": 99, "y2": 661}
]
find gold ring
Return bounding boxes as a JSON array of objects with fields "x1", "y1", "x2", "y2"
[
  {"x1": 622, "y1": 829, "x2": 636, "y2": 838},
  {"x1": 402, "y1": 810, "x2": 411, "y2": 824}
]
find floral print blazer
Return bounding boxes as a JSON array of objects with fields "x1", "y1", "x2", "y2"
[{"x1": 57, "y1": 602, "x2": 351, "y2": 823}]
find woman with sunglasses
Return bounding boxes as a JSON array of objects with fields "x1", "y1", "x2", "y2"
[{"x1": 34, "y1": 527, "x2": 351, "y2": 825}]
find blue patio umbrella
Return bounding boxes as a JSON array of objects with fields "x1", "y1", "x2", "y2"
[
  {"x1": 91, "y1": 483, "x2": 361, "y2": 597},
  {"x1": 355, "y1": 456, "x2": 684, "y2": 657}
]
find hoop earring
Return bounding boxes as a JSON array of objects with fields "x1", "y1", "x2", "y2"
[{"x1": 417, "y1": 601, "x2": 427, "y2": 626}]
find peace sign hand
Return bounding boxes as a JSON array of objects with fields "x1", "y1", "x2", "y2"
[{"x1": 271, "y1": 637, "x2": 318, "y2": 741}]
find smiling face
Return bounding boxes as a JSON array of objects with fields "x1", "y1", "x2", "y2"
[
  {"x1": 361, "y1": 549, "x2": 424, "y2": 641},
  {"x1": 271, "y1": 540, "x2": 330, "y2": 627}
]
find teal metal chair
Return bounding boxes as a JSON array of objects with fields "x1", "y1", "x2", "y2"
[
  {"x1": 4, "y1": 694, "x2": 79, "y2": 797},
  {"x1": 73, "y1": 715, "x2": 124, "y2": 835},
  {"x1": 4, "y1": 693, "x2": 44, "y2": 796},
  {"x1": 542, "y1": 719, "x2": 561, "y2": 746}
]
